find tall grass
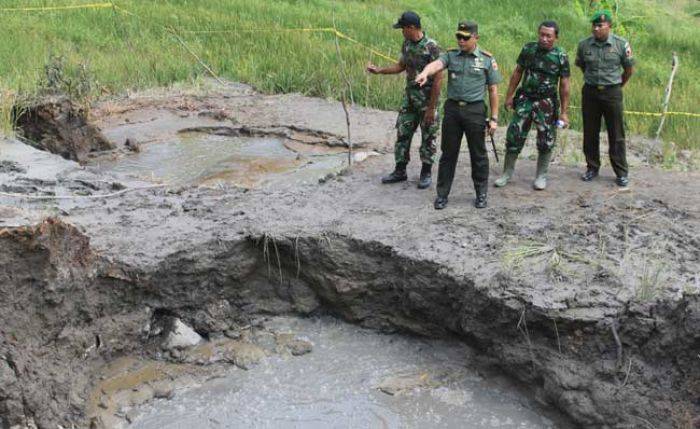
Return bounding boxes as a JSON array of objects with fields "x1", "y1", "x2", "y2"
[{"x1": 0, "y1": 0, "x2": 698, "y2": 149}]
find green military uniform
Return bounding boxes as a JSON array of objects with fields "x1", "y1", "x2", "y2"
[
  {"x1": 575, "y1": 14, "x2": 635, "y2": 181},
  {"x1": 506, "y1": 42, "x2": 570, "y2": 154},
  {"x1": 395, "y1": 35, "x2": 441, "y2": 166},
  {"x1": 436, "y1": 42, "x2": 502, "y2": 202}
]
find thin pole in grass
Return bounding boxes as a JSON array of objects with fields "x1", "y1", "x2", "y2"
[
  {"x1": 164, "y1": 25, "x2": 226, "y2": 86},
  {"x1": 332, "y1": 12, "x2": 354, "y2": 167},
  {"x1": 654, "y1": 52, "x2": 679, "y2": 141},
  {"x1": 365, "y1": 51, "x2": 373, "y2": 107},
  {"x1": 109, "y1": 1, "x2": 135, "y2": 52}
]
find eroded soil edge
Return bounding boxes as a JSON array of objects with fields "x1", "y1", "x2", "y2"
[{"x1": 1, "y1": 219, "x2": 697, "y2": 429}]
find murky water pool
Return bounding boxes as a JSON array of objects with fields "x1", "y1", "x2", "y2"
[
  {"x1": 93, "y1": 133, "x2": 360, "y2": 188},
  {"x1": 127, "y1": 317, "x2": 562, "y2": 429}
]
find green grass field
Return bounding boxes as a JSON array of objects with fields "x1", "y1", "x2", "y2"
[{"x1": 1, "y1": 0, "x2": 698, "y2": 149}]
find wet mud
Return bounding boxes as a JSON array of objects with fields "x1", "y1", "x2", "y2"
[{"x1": 1, "y1": 81, "x2": 699, "y2": 429}]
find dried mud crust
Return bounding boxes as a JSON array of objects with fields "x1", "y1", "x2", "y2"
[{"x1": 1, "y1": 83, "x2": 699, "y2": 429}]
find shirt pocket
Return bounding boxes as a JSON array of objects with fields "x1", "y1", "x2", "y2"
[
  {"x1": 447, "y1": 62, "x2": 464, "y2": 80},
  {"x1": 604, "y1": 51, "x2": 621, "y2": 69},
  {"x1": 470, "y1": 65, "x2": 486, "y2": 76}
]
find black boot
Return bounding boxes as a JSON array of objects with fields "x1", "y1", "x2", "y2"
[
  {"x1": 381, "y1": 164, "x2": 407, "y2": 184},
  {"x1": 434, "y1": 196, "x2": 448, "y2": 210},
  {"x1": 474, "y1": 184, "x2": 487, "y2": 209},
  {"x1": 581, "y1": 168, "x2": 598, "y2": 182},
  {"x1": 417, "y1": 163, "x2": 432, "y2": 189}
]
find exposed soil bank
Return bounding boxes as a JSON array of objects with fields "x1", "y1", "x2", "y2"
[
  {"x1": 1, "y1": 82, "x2": 698, "y2": 428},
  {"x1": 13, "y1": 96, "x2": 114, "y2": 163}
]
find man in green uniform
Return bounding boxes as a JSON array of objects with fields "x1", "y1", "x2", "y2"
[
  {"x1": 415, "y1": 21, "x2": 502, "y2": 209},
  {"x1": 367, "y1": 11, "x2": 443, "y2": 189},
  {"x1": 496, "y1": 21, "x2": 570, "y2": 190},
  {"x1": 575, "y1": 9, "x2": 635, "y2": 187}
]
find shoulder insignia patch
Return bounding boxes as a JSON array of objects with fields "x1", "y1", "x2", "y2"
[{"x1": 480, "y1": 49, "x2": 493, "y2": 57}]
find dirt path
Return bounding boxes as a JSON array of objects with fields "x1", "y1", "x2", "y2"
[{"x1": 1, "y1": 82, "x2": 698, "y2": 429}]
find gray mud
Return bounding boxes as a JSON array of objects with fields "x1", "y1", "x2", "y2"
[
  {"x1": 1, "y1": 81, "x2": 699, "y2": 429},
  {"x1": 129, "y1": 316, "x2": 561, "y2": 429}
]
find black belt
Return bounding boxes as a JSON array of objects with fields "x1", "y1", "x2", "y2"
[
  {"x1": 447, "y1": 99, "x2": 483, "y2": 106},
  {"x1": 585, "y1": 83, "x2": 621, "y2": 90}
]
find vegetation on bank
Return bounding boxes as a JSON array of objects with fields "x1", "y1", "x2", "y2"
[{"x1": 0, "y1": 0, "x2": 698, "y2": 150}]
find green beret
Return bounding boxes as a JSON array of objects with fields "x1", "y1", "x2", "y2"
[{"x1": 591, "y1": 9, "x2": 613, "y2": 24}]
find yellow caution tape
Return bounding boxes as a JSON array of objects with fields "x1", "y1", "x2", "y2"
[
  {"x1": 333, "y1": 29, "x2": 395, "y2": 62},
  {"x1": 180, "y1": 26, "x2": 396, "y2": 62},
  {"x1": 182, "y1": 27, "x2": 337, "y2": 34},
  {"x1": 11, "y1": 3, "x2": 698, "y2": 120},
  {"x1": 570, "y1": 106, "x2": 699, "y2": 118},
  {"x1": 659, "y1": 111, "x2": 700, "y2": 118},
  {"x1": 0, "y1": 2, "x2": 113, "y2": 12}
]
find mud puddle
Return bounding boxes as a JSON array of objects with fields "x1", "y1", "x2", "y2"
[
  {"x1": 126, "y1": 316, "x2": 562, "y2": 429},
  {"x1": 91, "y1": 132, "x2": 365, "y2": 188}
]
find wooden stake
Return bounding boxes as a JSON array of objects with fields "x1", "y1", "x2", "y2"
[
  {"x1": 332, "y1": 15, "x2": 354, "y2": 166},
  {"x1": 655, "y1": 52, "x2": 679, "y2": 141}
]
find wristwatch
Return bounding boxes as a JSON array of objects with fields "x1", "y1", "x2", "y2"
[{"x1": 490, "y1": 117, "x2": 498, "y2": 123}]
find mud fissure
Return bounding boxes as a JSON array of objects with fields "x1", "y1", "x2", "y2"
[{"x1": 1, "y1": 219, "x2": 697, "y2": 428}]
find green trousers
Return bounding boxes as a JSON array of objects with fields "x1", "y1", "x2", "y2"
[
  {"x1": 436, "y1": 100, "x2": 488, "y2": 198},
  {"x1": 582, "y1": 84, "x2": 628, "y2": 177}
]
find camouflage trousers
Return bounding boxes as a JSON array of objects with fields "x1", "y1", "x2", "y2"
[
  {"x1": 394, "y1": 87, "x2": 439, "y2": 166},
  {"x1": 505, "y1": 92, "x2": 558, "y2": 154}
]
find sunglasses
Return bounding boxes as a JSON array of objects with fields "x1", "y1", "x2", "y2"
[{"x1": 456, "y1": 34, "x2": 471, "y2": 41}]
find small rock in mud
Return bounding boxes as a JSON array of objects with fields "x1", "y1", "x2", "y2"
[
  {"x1": 153, "y1": 385, "x2": 175, "y2": 400},
  {"x1": 163, "y1": 319, "x2": 202, "y2": 350},
  {"x1": 227, "y1": 342, "x2": 266, "y2": 369},
  {"x1": 377, "y1": 372, "x2": 440, "y2": 396},
  {"x1": 251, "y1": 331, "x2": 277, "y2": 352},
  {"x1": 275, "y1": 333, "x2": 313, "y2": 356},
  {"x1": 124, "y1": 138, "x2": 141, "y2": 153},
  {"x1": 180, "y1": 339, "x2": 266, "y2": 369}
]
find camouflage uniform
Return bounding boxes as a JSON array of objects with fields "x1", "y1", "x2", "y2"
[
  {"x1": 505, "y1": 42, "x2": 570, "y2": 154},
  {"x1": 395, "y1": 35, "x2": 441, "y2": 166}
]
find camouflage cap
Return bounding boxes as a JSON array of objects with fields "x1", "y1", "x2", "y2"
[
  {"x1": 456, "y1": 20, "x2": 478, "y2": 37},
  {"x1": 591, "y1": 9, "x2": 613, "y2": 24}
]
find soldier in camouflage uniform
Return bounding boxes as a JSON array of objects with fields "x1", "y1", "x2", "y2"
[
  {"x1": 367, "y1": 11, "x2": 443, "y2": 189},
  {"x1": 495, "y1": 21, "x2": 571, "y2": 190}
]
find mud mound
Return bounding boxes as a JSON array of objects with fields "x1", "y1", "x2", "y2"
[{"x1": 13, "y1": 97, "x2": 114, "y2": 162}]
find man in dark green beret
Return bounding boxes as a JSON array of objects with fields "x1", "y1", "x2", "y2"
[
  {"x1": 415, "y1": 20, "x2": 502, "y2": 209},
  {"x1": 367, "y1": 11, "x2": 443, "y2": 189},
  {"x1": 575, "y1": 9, "x2": 635, "y2": 187}
]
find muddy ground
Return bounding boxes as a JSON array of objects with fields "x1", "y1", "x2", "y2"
[{"x1": 0, "y1": 81, "x2": 699, "y2": 429}]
